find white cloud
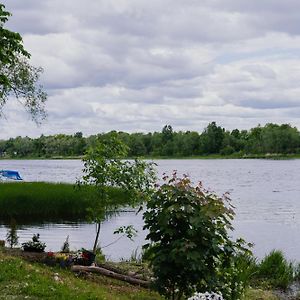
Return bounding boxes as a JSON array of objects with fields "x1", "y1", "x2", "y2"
[{"x1": 1, "y1": 0, "x2": 300, "y2": 139}]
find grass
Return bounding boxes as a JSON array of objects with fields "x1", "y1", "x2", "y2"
[
  {"x1": 0, "y1": 250, "x2": 161, "y2": 300},
  {"x1": 0, "y1": 182, "x2": 131, "y2": 221},
  {"x1": 0, "y1": 249, "x2": 282, "y2": 300},
  {"x1": 243, "y1": 288, "x2": 279, "y2": 300},
  {"x1": 255, "y1": 250, "x2": 294, "y2": 290}
]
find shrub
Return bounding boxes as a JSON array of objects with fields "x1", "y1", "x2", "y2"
[
  {"x1": 6, "y1": 218, "x2": 19, "y2": 248},
  {"x1": 22, "y1": 233, "x2": 46, "y2": 252},
  {"x1": 143, "y1": 173, "x2": 251, "y2": 300}
]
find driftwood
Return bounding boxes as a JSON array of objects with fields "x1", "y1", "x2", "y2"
[{"x1": 71, "y1": 265, "x2": 150, "y2": 288}]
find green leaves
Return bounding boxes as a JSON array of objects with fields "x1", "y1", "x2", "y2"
[
  {"x1": 0, "y1": 4, "x2": 46, "y2": 122},
  {"x1": 113, "y1": 225, "x2": 138, "y2": 241},
  {"x1": 143, "y1": 173, "x2": 251, "y2": 300},
  {"x1": 81, "y1": 133, "x2": 157, "y2": 252}
]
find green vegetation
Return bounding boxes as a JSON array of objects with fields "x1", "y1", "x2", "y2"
[
  {"x1": 0, "y1": 250, "x2": 161, "y2": 300},
  {"x1": 255, "y1": 250, "x2": 294, "y2": 290},
  {"x1": 1, "y1": 122, "x2": 300, "y2": 159},
  {"x1": 22, "y1": 233, "x2": 46, "y2": 253},
  {"x1": 235, "y1": 250, "x2": 297, "y2": 294},
  {"x1": 143, "y1": 173, "x2": 252, "y2": 300},
  {"x1": 0, "y1": 182, "x2": 129, "y2": 221},
  {"x1": 80, "y1": 132, "x2": 156, "y2": 253},
  {"x1": 6, "y1": 218, "x2": 19, "y2": 248},
  {"x1": 0, "y1": 4, "x2": 46, "y2": 121},
  {"x1": 0, "y1": 249, "x2": 282, "y2": 300}
]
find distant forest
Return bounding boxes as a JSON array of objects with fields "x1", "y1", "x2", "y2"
[{"x1": 1, "y1": 122, "x2": 300, "y2": 158}]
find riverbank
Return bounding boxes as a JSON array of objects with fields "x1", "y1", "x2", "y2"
[
  {"x1": 0, "y1": 249, "x2": 285, "y2": 300},
  {"x1": 0, "y1": 249, "x2": 161, "y2": 300}
]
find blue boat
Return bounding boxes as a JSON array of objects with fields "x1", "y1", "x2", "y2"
[{"x1": 0, "y1": 170, "x2": 23, "y2": 181}]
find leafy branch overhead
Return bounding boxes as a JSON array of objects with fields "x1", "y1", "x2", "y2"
[{"x1": 0, "y1": 4, "x2": 47, "y2": 122}]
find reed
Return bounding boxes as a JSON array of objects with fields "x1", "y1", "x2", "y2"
[
  {"x1": 256, "y1": 250, "x2": 294, "y2": 290},
  {"x1": 0, "y1": 182, "x2": 128, "y2": 221}
]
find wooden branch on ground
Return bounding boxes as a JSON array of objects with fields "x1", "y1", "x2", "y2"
[{"x1": 71, "y1": 265, "x2": 150, "y2": 288}]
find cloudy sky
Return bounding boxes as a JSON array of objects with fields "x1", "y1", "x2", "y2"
[{"x1": 1, "y1": 0, "x2": 300, "y2": 139}]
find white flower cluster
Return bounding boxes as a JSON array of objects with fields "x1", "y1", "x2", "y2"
[{"x1": 187, "y1": 292, "x2": 224, "y2": 300}]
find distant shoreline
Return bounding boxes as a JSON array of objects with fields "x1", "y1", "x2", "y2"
[{"x1": 1, "y1": 153, "x2": 300, "y2": 160}]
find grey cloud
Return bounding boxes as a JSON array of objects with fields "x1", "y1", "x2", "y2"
[{"x1": 1, "y1": 0, "x2": 300, "y2": 139}]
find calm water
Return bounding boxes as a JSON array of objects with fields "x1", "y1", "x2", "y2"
[{"x1": 0, "y1": 159, "x2": 300, "y2": 261}]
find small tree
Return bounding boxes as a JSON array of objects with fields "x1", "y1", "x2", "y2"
[
  {"x1": 81, "y1": 132, "x2": 156, "y2": 253},
  {"x1": 143, "y1": 172, "x2": 251, "y2": 300},
  {"x1": 6, "y1": 218, "x2": 18, "y2": 248}
]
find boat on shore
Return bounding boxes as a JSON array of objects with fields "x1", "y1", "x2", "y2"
[{"x1": 0, "y1": 170, "x2": 23, "y2": 181}]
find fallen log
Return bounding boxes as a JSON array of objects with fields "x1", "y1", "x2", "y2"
[{"x1": 71, "y1": 265, "x2": 150, "y2": 288}]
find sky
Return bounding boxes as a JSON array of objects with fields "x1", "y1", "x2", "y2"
[{"x1": 1, "y1": 0, "x2": 300, "y2": 139}]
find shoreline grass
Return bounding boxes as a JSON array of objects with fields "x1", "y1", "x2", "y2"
[{"x1": 0, "y1": 182, "x2": 129, "y2": 221}]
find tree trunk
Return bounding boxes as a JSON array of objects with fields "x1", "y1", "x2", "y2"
[
  {"x1": 71, "y1": 265, "x2": 150, "y2": 288},
  {"x1": 93, "y1": 222, "x2": 101, "y2": 254}
]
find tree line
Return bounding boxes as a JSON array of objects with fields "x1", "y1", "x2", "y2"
[{"x1": 0, "y1": 122, "x2": 300, "y2": 158}]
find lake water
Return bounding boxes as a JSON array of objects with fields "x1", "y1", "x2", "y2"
[{"x1": 0, "y1": 159, "x2": 300, "y2": 261}]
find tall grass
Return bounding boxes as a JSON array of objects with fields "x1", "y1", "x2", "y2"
[
  {"x1": 255, "y1": 250, "x2": 294, "y2": 290},
  {"x1": 0, "y1": 182, "x2": 129, "y2": 221},
  {"x1": 225, "y1": 250, "x2": 295, "y2": 291}
]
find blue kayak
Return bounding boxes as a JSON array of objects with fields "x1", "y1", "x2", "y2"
[{"x1": 0, "y1": 170, "x2": 23, "y2": 181}]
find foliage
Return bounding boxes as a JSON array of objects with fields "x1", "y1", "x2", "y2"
[
  {"x1": 0, "y1": 4, "x2": 46, "y2": 121},
  {"x1": 81, "y1": 132, "x2": 157, "y2": 252},
  {"x1": 0, "y1": 182, "x2": 128, "y2": 221},
  {"x1": 143, "y1": 173, "x2": 252, "y2": 300},
  {"x1": 94, "y1": 246, "x2": 106, "y2": 264},
  {"x1": 212, "y1": 245, "x2": 255, "y2": 299},
  {"x1": 1, "y1": 123, "x2": 299, "y2": 159},
  {"x1": 61, "y1": 235, "x2": 70, "y2": 253},
  {"x1": 113, "y1": 225, "x2": 138, "y2": 240},
  {"x1": 256, "y1": 250, "x2": 294, "y2": 290},
  {"x1": 200, "y1": 121, "x2": 225, "y2": 154},
  {"x1": 6, "y1": 218, "x2": 18, "y2": 248},
  {"x1": 22, "y1": 233, "x2": 46, "y2": 252}
]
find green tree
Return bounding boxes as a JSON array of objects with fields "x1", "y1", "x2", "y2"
[
  {"x1": 260, "y1": 123, "x2": 300, "y2": 154},
  {"x1": 0, "y1": 4, "x2": 46, "y2": 121},
  {"x1": 143, "y1": 173, "x2": 251, "y2": 300},
  {"x1": 128, "y1": 133, "x2": 147, "y2": 157},
  {"x1": 161, "y1": 125, "x2": 174, "y2": 156},
  {"x1": 81, "y1": 132, "x2": 156, "y2": 253},
  {"x1": 200, "y1": 122, "x2": 225, "y2": 154},
  {"x1": 245, "y1": 125, "x2": 263, "y2": 154},
  {"x1": 73, "y1": 132, "x2": 86, "y2": 155}
]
